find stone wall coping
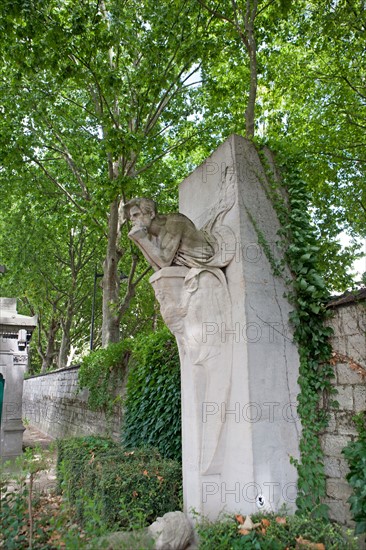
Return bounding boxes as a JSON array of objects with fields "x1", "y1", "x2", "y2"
[
  {"x1": 25, "y1": 364, "x2": 80, "y2": 380},
  {"x1": 327, "y1": 287, "x2": 366, "y2": 309}
]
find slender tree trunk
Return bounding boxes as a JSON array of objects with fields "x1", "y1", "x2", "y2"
[
  {"x1": 39, "y1": 317, "x2": 59, "y2": 373},
  {"x1": 57, "y1": 300, "x2": 74, "y2": 369},
  {"x1": 245, "y1": 40, "x2": 257, "y2": 138},
  {"x1": 244, "y1": 1, "x2": 258, "y2": 139},
  {"x1": 102, "y1": 199, "x2": 122, "y2": 346}
]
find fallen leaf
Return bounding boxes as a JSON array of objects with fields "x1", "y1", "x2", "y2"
[
  {"x1": 296, "y1": 536, "x2": 325, "y2": 550},
  {"x1": 132, "y1": 490, "x2": 138, "y2": 498},
  {"x1": 243, "y1": 515, "x2": 254, "y2": 530},
  {"x1": 275, "y1": 516, "x2": 287, "y2": 525},
  {"x1": 238, "y1": 529, "x2": 250, "y2": 535},
  {"x1": 143, "y1": 469, "x2": 149, "y2": 476},
  {"x1": 157, "y1": 475, "x2": 164, "y2": 482},
  {"x1": 235, "y1": 514, "x2": 245, "y2": 524},
  {"x1": 261, "y1": 518, "x2": 271, "y2": 528}
]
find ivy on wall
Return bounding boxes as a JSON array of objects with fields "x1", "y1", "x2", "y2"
[
  {"x1": 342, "y1": 412, "x2": 366, "y2": 534},
  {"x1": 78, "y1": 340, "x2": 131, "y2": 415},
  {"x1": 122, "y1": 327, "x2": 181, "y2": 461},
  {"x1": 257, "y1": 147, "x2": 336, "y2": 517},
  {"x1": 78, "y1": 327, "x2": 181, "y2": 460}
]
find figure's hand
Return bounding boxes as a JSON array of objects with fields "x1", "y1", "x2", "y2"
[{"x1": 128, "y1": 225, "x2": 148, "y2": 240}]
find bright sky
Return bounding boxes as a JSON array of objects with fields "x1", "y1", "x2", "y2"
[{"x1": 340, "y1": 233, "x2": 366, "y2": 283}]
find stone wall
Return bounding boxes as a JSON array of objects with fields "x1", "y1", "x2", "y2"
[
  {"x1": 321, "y1": 296, "x2": 366, "y2": 527},
  {"x1": 22, "y1": 365, "x2": 125, "y2": 441}
]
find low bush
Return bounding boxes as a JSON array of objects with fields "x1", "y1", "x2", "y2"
[
  {"x1": 57, "y1": 436, "x2": 182, "y2": 531},
  {"x1": 196, "y1": 512, "x2": 359, "y2": 549}
]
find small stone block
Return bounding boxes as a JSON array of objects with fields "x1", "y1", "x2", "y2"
[
  {"x1": 332, "y1": 386, "x2": 354, "y2": 411},
  {"x1": 336, "y1": 411, "x2": 359, "y2": 436},
  {"x1": 337, "y1": 363, "x2": 364, "y2": 385},
  {"x1": 353, "y1": 386, "x2": 366, "y2": 413},
  {"x1": 321, "y1": 434, "x2": 352, "y2": 457},
  {"x1": 326, "y1": 478, "x2": 353, "y2": 501}
]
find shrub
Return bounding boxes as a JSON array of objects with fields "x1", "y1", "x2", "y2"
[
  {"x1": 57, "y1": 436, "x2": 182, "y2": 531},
  {"x1": 342, "y1": 412, "x2": 366, "y2": 535},
  {"x1": 196, "y1": 513, "x2": 358, "y2": 549},
  {"x1": 122, "y1": 327, "x2": 181, "y2": 461}
]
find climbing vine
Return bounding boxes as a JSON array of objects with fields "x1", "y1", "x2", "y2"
[
  {"x1": 257, "y1": 146, "x2": 336, "y2": 517},
  {"x1": 342, "y1": 412, "x2": 366, "y2": 534},
  {"x1": 78, "y1": 340, "x2": 131, "y2": 415},
  {"x1": 122, "y1": 327, "x2": 181, "y2": 461}
]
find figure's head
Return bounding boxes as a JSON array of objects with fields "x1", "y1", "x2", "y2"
[{"x1": 123, "y1": 198, "x2": 157, "y2": 229}]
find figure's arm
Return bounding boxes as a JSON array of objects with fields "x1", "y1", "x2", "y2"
[{"x1": 128, "y1": 225, "x2": 182, "y2": 269}]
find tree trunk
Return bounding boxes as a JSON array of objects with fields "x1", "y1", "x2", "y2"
[
  {"x1": 39, "y1": 317, "x2": 59, "y2": 373},
  {"x1": 244, "y1": 2, "x2": 258, "y2": 139},
  {"x1": 245, "y1": 42, "x2": 257, "y2": 139},
  {"x1": 57, "y1": 300, "x2": 74, "y2": 369},
  {"x1": 102, "y1": 199, "x2": 122, "y2": 346}
]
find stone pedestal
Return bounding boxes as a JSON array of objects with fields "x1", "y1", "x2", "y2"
[
  {"x1": 0, "y1": 298, "x2": 37, "y2": 462},
  {"x1": 152, "y1": 135, "x2": 301, "y2": 521}
]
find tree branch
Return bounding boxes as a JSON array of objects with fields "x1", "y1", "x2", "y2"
[{"x1": 28, "y1": 156, "x2": 88, "y2": 214}]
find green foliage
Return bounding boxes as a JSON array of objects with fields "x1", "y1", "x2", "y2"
[
  {"x1": 342, "y1": 412, "x2": 366, "y2": 535},
  {"x1": 78, "y1": 340, "x2": 131, "y2": 414},
  {"x1": 0, "y1": 479, "x2": 28, "y2": 549},
  {"x1": 261, "y1": 0, "x2": 366, "y2": 259},
  {"x1": 196, "y1": 513, "x2": 358, "y2": 549},
  {"x1": 280, "y1": 165, "x2": 335, "y2": 517},
  {"x1": 257, "y1": 148, "x2": 335, "y2": 516},
  {"x1": 56, "y1": 436, "x2": 182, "y2": 532},
  {"x1": 122, "y1": 327, "x2": 181, "y2": 461},
  {"x1": 0, "y1": 447, "x2": 53, "y2": 549}
]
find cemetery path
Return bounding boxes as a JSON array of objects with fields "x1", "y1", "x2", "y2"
[
  {"x1": 23, "y1": 425, "x2": 58, "y2": 495},
  {"x1": 23, "y1": 424, "x2": 54, "y2": 450}
]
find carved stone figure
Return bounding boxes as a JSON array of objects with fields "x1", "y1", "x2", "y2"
[{"x1": 123, "y1": 197, "x2": 222, "y2": 271}]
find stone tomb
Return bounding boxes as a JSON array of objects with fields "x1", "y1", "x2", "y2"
[
  {"x1": 0, "y1": 298, "x2": 37, "y2": 462},
  {"x1": 150, "y1": 135, "x2": 301, "y2": 520}
]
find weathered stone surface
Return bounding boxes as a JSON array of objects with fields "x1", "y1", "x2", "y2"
[
  {"x1": 331, "y1": 385, "x2": 354, "y2": 411},
  {"x1": 322, "y1": 434, "x2": 352, "y2": 457},
  {"x1": 174, "y1": 135, "x2": 301, "y2": 520},
  {"x1": 324, "y1": 457, "x2": 345, "y2": 479},
  {"x1": 325, "y1": 499, "x2": 349, "y2": 525},
  {"x1": 329, "y1": 304, "x2": 366, "y2": 368},
  {"x1": 148, "y1": 511, "x2": 193, "y2": 550},
  {"x1": 22, "y1": 367, "x2": 125, "y2": 441},
  {"x1": 354, "y1": 386, "x2": 366, "y2": 413},
  {"x1": 326, "y1": 412, "x2": 337, "y2": 433},
  {"x1": 320, "y1": 298, "x2": 365, "y2": 532},
  {"x1": 336, "y1": 411, "x2": 359, "y2": 436},
  {"x1": 336, "y1": 363, "x2": 364, "y2": 385},
  {"x1": 326, "y1": 478, "x2": 353, "y2": 501},
  {"x1": 0, "y1": 298, "x2": 37, "y2": 462}
]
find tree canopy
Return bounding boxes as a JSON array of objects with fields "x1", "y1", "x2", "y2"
[{"x1": 0, "y1": 0, "x2": 364, "y2": 370}]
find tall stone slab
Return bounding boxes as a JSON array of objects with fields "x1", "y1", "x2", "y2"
[
  {"x1": 175, "y1": 135, "x2": 301, "y2": 520},
  {"x1": 0, "y1": 298, "x2": 37, "y2": 462}
]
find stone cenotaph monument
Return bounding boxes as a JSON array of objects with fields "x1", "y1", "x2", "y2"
[
  {"x1": 123, "y1": 135, "x2": 301, "y2": 520},
  {"x1": 0, "y1": 298, "x2": 37, "y2": 462}
]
